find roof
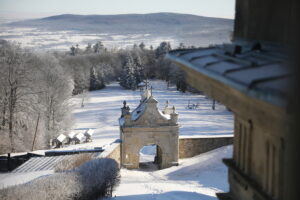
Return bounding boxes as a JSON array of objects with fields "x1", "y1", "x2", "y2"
[
  {"x1": 166, "y1": 42, "x2": 292, "y2": 108},
  {"x1": 75, "y1": 132, "x2": 85, "y2": 141},
  {"x1": 68, "y1": 131, "x2": 77, "y2": 139},
  {"x1": 13, "y1": 155, "x2": 74, "y2": 172},
  {"x1": 85, "y1": 129, "x2": 94, "y2": 136},
  {"x1": 119, "y1": 92, "x2": 177, "y2": 127},
  {"x1": 56, "y1": 134, "x2": 66, "y2": 143}
]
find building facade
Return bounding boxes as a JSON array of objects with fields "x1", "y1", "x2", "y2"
[{"x1": 167, "y1": 1, "x2": 297, "y2": 199}]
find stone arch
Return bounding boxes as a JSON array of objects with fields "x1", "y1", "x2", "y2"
[
  {"x1": 137, "y1": 143, "x2": 164, "y2": 169},
  {"x1": 119, "y1": 92, "x2": 179, "y2": 169}
]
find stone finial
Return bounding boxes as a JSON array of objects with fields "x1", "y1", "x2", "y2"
[
  {"x1": 172, "y1": 106, "x2": 176, "y2": 113},
  {"x1": 170, "y1": 112, "x2": 178, "y2": 124},
  {"x1": 165, "y1": 100, "x2": 169, "y2": 108},
  {"x1": 121, "y1": 101, "x2": 130, "y2": 117}
]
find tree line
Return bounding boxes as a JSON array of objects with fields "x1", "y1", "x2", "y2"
[
  {"x1": 0, "y1": 39, "x2": 193, "y2": 153},
  {"x1": 64, "y1": 41, "x2": 189, "y2": 93}
]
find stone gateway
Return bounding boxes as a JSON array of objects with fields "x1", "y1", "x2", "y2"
[{"x1": 119, "y1": 89, "x2": 179, "y2": 169}]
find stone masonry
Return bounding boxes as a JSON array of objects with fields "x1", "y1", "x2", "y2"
[{"x1": 119, "y1": 89, "x2": 179, "y2": 169}]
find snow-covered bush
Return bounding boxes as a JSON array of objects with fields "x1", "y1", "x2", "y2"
[
  {"x1": 0, "y1": 172, "x2": 81, "y2": 200},
  {"x1": 76, "y1": 158, "x2": 120, "y2": 198},
  {"x1": 55, "y1": 153, "x2": 94, "y2": 172},
  {"x1": 0, "y1": 158, "x2": 120, "y2": 200}
]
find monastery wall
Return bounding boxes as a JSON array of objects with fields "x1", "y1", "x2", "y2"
[{"x1": 179, "y1": 136, "x2": 233, "y2": 158}]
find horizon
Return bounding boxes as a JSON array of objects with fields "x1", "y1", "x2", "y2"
[{"x1": 0, "y1": 0, "x2": 235, "y2": 20}]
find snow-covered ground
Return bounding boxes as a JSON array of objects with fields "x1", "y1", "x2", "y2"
[
  {"x1": 68, "y1": 80, "x2": 233, "y2": 150},
  {"x1": 109, "y1": 145, "x2": 232, "y2": 200},
  {"x1": 0, "y1": 80, "x2": 233, "y2": 196}
]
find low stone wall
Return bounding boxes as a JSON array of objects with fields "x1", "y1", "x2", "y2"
[
  {"x1": 99, "y1": 140, "x2": 121, "y2": 167},
  {"x1": 179, "y1": 135, "x2": 233, "y2": 158},
  {"x1": 100, "y1": 136, "x2": 233, "y2": 167}
]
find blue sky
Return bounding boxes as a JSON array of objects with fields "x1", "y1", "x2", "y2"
[{"x1": 0, "y1": 0, "x2": 235, "y2": 19}]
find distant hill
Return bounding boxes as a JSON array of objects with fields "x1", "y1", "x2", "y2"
[
  {"x1": 9, "y1": 12, "x2": 233, "y2": 35},
  {"x1": 4, "y1": 13, "x2": 233, "y2": 49}
]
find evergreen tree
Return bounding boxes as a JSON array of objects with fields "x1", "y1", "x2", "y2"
[
  {"x1": 70, "y1": 46, "x2": 76, "y2": 56},
  {"x1": 119, "y1": 54, "x2": 138, "y2": 90},
  {"x1": 155, "y1": 41, "x2": 172, "y2": 58},
  {"x1": 89, "y1": 66, "x2": 104, "y2": 91},
  {"x1": 139, "y1": 42, "x2": 145, "y2": 50},
  {"x1": 93, "y1": 41, "x2": 104, "y2": 53},
  {"x1": 132, "y1": 52, "x2": 144, "y2": 84}
]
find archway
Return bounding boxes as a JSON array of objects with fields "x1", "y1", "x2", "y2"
[{"x1": 139, "y1": 144, "x2": 163, "y2": 170}]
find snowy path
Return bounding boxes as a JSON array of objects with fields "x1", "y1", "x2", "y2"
[
  {"x1": 109, "y1": 145, "x2": 232, "y2": 200},
  {"x1": 69, "y1": 80, "x2": 233, "y2": 150}
]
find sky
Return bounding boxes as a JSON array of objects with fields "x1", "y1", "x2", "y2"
[{"x1": 0, "y1": 0, "x2": 235, "y2": 19}]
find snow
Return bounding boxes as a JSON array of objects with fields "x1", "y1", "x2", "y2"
[
  {"x1": 68, "y1": 131, "x2": 77, "y2": 139},
  {"x1": 0, "y1": 170, "x2": 54, "y2": 189},
  {"x1": 75, "y1": 132, "x2": 85, "y2": 141},
  {"x1": 69, "y1": 80, "x2": 233, "y2": 150},
  {"x1": 57, "y1": 134, "x2": 66, "y2": 142},
  {"x1": 0, "y1": 80, "x2": 233, "y2": 194},
  {"x1": 158, "y1": 110, "x2": 171, "y2": 120},
  {"x1": 109, "y1": 145, "x2": 232, "y2": 200},
  {"x1": 85, "y1": 129, "x2": 95, "y2": 136}
]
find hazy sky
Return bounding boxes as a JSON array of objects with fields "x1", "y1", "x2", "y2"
[{"x1": 0, "y1": 0, "x2": 235, "y2": 19}]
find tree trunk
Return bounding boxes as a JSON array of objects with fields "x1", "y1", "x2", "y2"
[
  {"x1": 8, "y1": 87, "x2": 17, "y2": 153},
  {"x1": 8, "y1": 103, "x2": 14, "y2": 152},
  {"x1": 32, "y1": 113, "x2": 40, "y2": 151},
  {"x1": 2, "y1": 102, "x2": 7, "y2": 126}
]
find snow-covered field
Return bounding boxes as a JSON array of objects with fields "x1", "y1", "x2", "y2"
[
  {"x1": 69, "y1": 80, "x2": 233, "y2": 150},
  {"x1": 0, "y1": 26, "x2": 178, "y2": 50},
  {"x1": 0, "y1": 80, "x2": 233, "y2": 198},
  {"x1": 74, "y1": 80, "x2": 233, "y2": 200}
]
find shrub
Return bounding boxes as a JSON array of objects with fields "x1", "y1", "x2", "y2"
[
  {"x1": 55, "y1": 153, "x2": 94, "y2": 172},
  {"x1": 0, "y1": 172, "x2": 81, "y2": 200},
  {"x1": 0, "y1": 158, "x2": 120, "y2": 200},
  {"x1": 76, "y1": 158, "x2": 120, "y2": 199}
]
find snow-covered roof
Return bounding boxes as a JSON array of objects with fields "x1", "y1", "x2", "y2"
[
  {"x1": 131, "y1": 101, "x2": 146, "y2": 121},
  {"x1": 68, "y1": 131, "x2": 77, "y2": 139},
  {"x1": 85, "y1": 129, "x2": 94, "y2": 136},
  {"x1": 138, "y1": 82, "x2": 146, "y2": 87},
  {"x1": 75, "y1": 132, "x2": 85, "y2": 141},
  {"x1": 120, "y1": 93, "x2": 176, "y2": 127},
  {"x1": 57, "y1": 134, "x2": 66, "y2": 143},
  {"x1": 167, "y1": 42, "x2": 291, "y2": 108}
]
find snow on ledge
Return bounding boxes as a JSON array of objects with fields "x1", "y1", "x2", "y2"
[
  {"x1": 179, "y1": 134, "x2": 233, "y2": 139},
  {"x1": 98, "y1": 139, "x2": 121, "y2": 158}
]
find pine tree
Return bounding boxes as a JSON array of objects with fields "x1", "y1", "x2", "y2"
[
  {"x1": 89, "y1": 66, "x2": 104, "y2": 91},
  {"x1": 93, "y1": 41, "x2": 104, "y2": 53},
  {"x1": 155, "y1": 41, "x2": 172, "y2": 58},
  {"x1": 133, "y1": 52, "x2": 144, "y2": 84},
  {"x1": 119, "y1": 54, "x2": 138, "y2": 90}
]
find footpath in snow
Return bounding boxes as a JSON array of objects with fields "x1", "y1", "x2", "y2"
[{"x1": 109, "y1": 145, "x2": 232, "y2": 200}]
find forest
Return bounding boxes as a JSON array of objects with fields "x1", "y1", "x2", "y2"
[{"x1": 0, "y1": 39, "x2": 193, "y2": 154}]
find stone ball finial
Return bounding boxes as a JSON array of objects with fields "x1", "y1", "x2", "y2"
[{"x1": 123, "y1": 100, "x2": 127, "y2": 108}]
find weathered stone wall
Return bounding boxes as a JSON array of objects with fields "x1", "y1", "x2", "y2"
[
  {"x1": 99, "y1": 140, "x2": 121, "y2": 167},
  {"x1": 121, "y1": 126, "x2": 179, "y2": 169},
  {"x1": 179, "y1": 136, "x2": 233, "y2": 158}
]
